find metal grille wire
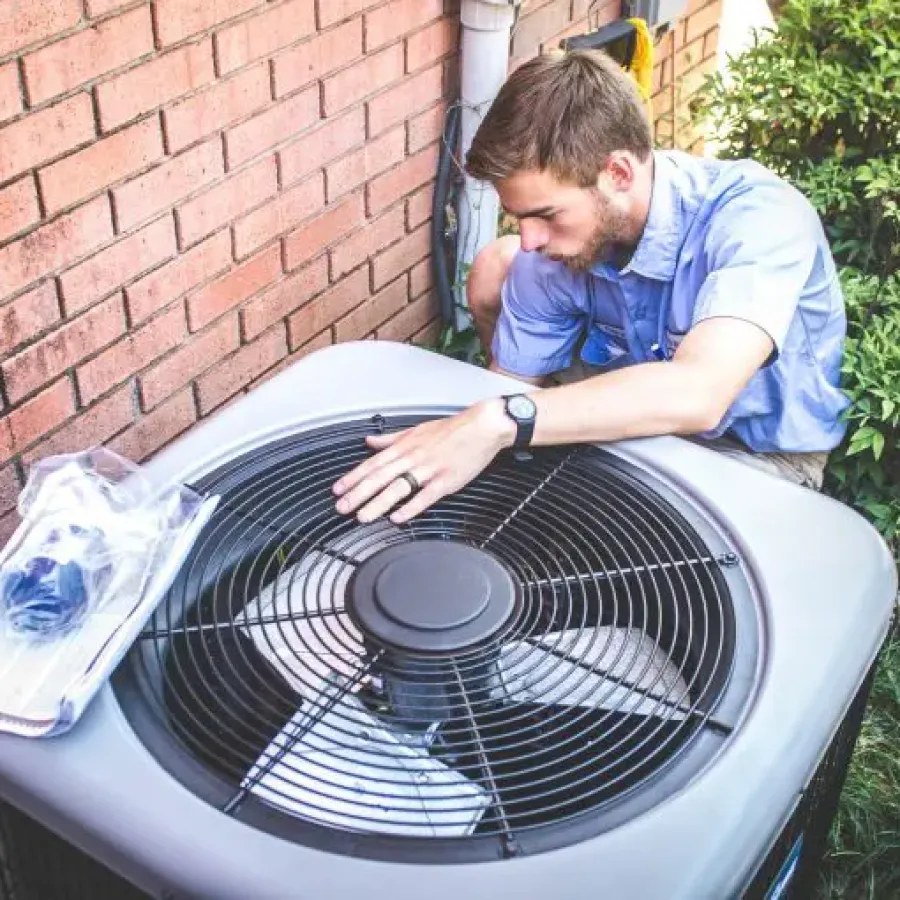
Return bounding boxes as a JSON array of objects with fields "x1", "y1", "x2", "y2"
[{"x1": 117, "y1": 414, "x2": 746, "y2": 860}]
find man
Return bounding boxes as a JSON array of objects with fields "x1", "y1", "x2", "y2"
[{"x1": 333, "y1": 50, "x2": 848, "y2": 525}]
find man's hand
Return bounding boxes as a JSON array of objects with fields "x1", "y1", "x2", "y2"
[{"x1": 333, "y1": 402, "x2": 515, "y2": 524}]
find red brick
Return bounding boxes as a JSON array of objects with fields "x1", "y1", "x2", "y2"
[
  {"x1": 197, "y1": 324, "x2": 286, "y2": 414},
  {"x1": 0, "y1": 282, "x2": 60, "y2": 356},
  {"x1": 0, "y1": 195, "x2": 113, "y2": 301},
  {"x1": 0, "y1": 509, "x2": 22, "y2": 546},
  {"x1": 329, "y1": 204, "x2": 405, "y2": 279},
  {"x1": 674, "y1": 35, "x2": 706, "y2": 74},
  {"x1": 407, "y1": 100, "x2": 446, "y2": 154},
  {"x1": 685, "y1": 0, "x2": 722, "y2": 43},
  {"x1": 376, "y1": 289, "x2": 437, "y2": 342},
  {"x1": 272, "y1": 18, "x2": 363, "y2": 99},
  {"x1": 154, "y1": 0, "x2": 261, "y2": 47},
  {"x1": 140, "y1": 315, "x2": 239, "y2": 409},
  {"x1": 409, "y1": 255, "x2": 432, "y2": 299},
  {"x1": 23, "y1": 7, "x2": 154, "y2": 106},
  {"x1": 126, "y1": 230, "x2": 231, "y2": 324},
  {"x1": 77, "y1": 303, "x2": 187, "y2": 403},
  {"x1": 279, "y1": 107, "x2": 365, "y2": 188},
  {"x1": 0, "y1": 464, "x2": 21, "y2": 515},
  {"x1": 366, "y1": 0, "x2": 443, "y2": 52},
  {"x1": 510, "y1": 1, "x2": 569, "y2": 58},
  {"x1": 0, "y1": 93, "x2": 95, "y2": 184},
  {"x1": 0, "y1": 420, "x2": 12, "y2": 464},
  {"x1": 114, "y1": 139, "x2": 224, "y2": 232},
  {"x1": 216, "y1": 0, "x2": 315, "y2": 75},
  {"x1": 2, "y1": 296, "x2": 124, "y2": 403},
  {"x1": 368, "y1": 62, "x2": 442, "y2": 135},
  {"x1": 178, "y1": 156, "x2": 277, "y2": 248},
  {"x1": 8, "y1": 378, "x2": 75, "y2": 454},
  {"x1": 0, "y1": 177, "x2": 40, "y2": 245},
  {"x1": 0, "y1": 63, "x2": 23, "y2": 124},
  {"x1": 326, "y1": 126, "x2": 405, "y2": 203},
  {"x1": 288, "y1": 267, "x2": 367, "y2": 348},
  {"x1": 335, "y1": 275, "x2": 407, "y2": 342},
  {"x1": 411, "y1": 317, "x2": 440, "y2": 347},
  {"x1": 406, "y1": 16, "x2": 457, "y2": 72},
  {"x1": 248, "y1": 326, "x2": 332, "y2": 389},
  {"x1": 242, "y1": 255, "x2": 329, "y2": 340},
  {"x1": 0, "y1": 0, "x2": 82, "y2": 58},
  {"x1": 187, "y1": 244, "x2": 281, "y2": 331},
  {"x1": 317, "y1": 0, "x2": 381, "y2": 29},
  {"x1": 368, "y1": 144, "x2": 438, "y2": 215},
  {"x1": 97, "y1": 39, "x2": 215, "y2": 132},
  {"x1": 225, "y1": 86, "x2": 319, "y2": 168},
  {"x1": 40, "y1": 117, "x2": 164, "y2": 215},
  {"x1": 233, "y1": 173, "x2": 325, "y2": 259},
  {"x1": 322, "y1": 44, "x2": 405, "y2": 117},
  {"x1": 85, "y1": 0, "x2": 136, "y2": 16},
  {"x1": 372, "y1": 221, "x2": 429, "y2": 290},
  {"x1": 164, "y1": 62, "x2": 269, "y2": 155},
  {"x1": 283, "y1": 193, "x2": 364, "y2": 270},
  {"x1": 406, "y1": 181, "x2": 433, "y2": 231},
  {"x1": 109, "y1": 387, "x2": 195, "y2": 462},
  {"x1": 60, "y1": 217, "x2": 177, "y2": 314},
  {"x1": 22, "y1": 385, "x2": 133, "y2": 464},
  {"x1": 703, "y1": 25, "x2": 720, "y2": 59}
]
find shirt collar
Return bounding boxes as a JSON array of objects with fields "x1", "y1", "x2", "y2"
[{"x1": 593, "y1": 151, "x2": 682, "y2": 282}]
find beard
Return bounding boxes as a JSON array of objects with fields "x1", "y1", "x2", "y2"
[{"x1": 544, "y1": 190, "x2": 633, "y2": 272}]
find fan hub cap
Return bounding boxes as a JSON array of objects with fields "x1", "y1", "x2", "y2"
[{"x1": 348, "y1": 541, "x2": 519, "y2": 653}]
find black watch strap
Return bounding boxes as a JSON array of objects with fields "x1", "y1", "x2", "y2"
[{"x1": 503, "y1": 394, "x2": 537, "y2": 449}]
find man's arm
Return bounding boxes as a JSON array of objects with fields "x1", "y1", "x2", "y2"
[
  {"x1": 333, "y1": 316, "x2": 772, "y2": 524},
  {"x1": 505, "y1": 316, "x2": 773, "y2": 445}
]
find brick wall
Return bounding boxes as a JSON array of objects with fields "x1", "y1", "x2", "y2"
[
  {"x1": 0, "y1": 0, "x2": 460, "y2": 541},
  {"x1": 0, "y1": 0, "x2": 722, "y2": 543},
  {"x1": 650, "y1": 0, "x2": 721, "y2": 153}
]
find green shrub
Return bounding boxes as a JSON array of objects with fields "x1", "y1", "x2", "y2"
[
  {"x1": 695, "y1": 3, "x2": 900, "y2": 897},
  {"x1": 696, "y1": 0, "x2": 900, "y2": 552}
]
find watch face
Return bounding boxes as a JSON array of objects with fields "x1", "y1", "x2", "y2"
[{"x1": 507, "y1": 395, "x2": 536, "y2": 420}]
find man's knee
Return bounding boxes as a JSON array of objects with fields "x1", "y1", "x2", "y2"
[{"x1": 467, "y1": 235, "x2": 520, "y2": 322}]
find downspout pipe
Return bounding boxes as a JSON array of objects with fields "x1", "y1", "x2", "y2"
[{"x1": 452, "y1": 0, "x2": 520, "y2": 331}]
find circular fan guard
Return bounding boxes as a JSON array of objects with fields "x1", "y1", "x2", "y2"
[{"x1": 114, "y1": 414, "x2": 757, "y2": 863}]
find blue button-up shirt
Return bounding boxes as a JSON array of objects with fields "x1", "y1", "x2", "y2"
[{"x1": 493, "y1": 150, "x2": 849, "y2": 453}]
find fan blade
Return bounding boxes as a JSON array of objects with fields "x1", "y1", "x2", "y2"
[
  {"x1": 242, "y1": 680, "x2": 490, "y2": 837},
  {"x1": 495, "y1": 627, "x2": 691, "y2": 718},
  {"x1": 240, "y1": 525, "x2": 399, "y2": 698}
]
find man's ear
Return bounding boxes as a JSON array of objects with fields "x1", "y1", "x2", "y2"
[{"x1": 598, "y1": 152, "x2": 636, "y2": 193}]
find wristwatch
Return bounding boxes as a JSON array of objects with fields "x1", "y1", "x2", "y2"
[{"x1": 502, "y1": 393, "x2": 537, "y2": 449}]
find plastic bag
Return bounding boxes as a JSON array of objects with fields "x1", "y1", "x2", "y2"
[
  {"x1": 0, "y1": 447, "x2": 201, "y2": 642},
  {"x1": 0, "y1": 447, "x2": 216, "y2": 736}
]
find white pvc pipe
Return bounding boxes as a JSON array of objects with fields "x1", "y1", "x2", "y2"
[{"x1": 455, "y1": 0, "x2": 519, "y2": 330}]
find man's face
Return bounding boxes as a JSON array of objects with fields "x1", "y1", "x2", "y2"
[{"x1": 496, "y1": 167, "x2": 634, "y2": 272}]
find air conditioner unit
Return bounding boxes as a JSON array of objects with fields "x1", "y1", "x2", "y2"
[{"x1": 0, "y1": 341, "x2": 894, "y2": 900}]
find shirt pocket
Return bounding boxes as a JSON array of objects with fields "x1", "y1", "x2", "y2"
[{"x1": 581, "y1": 321, "x2": 633, "y2": 370}]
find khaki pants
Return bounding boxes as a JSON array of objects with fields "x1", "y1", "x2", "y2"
[{"x1": 551, "y1": 358, "x2": 829, "y2": 491}]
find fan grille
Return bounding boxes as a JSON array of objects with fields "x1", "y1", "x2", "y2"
[{"x1": 114, "y1": 414, "x2": 756, "y2": 862}]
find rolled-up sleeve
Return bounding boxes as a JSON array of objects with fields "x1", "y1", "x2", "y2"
[
  {"x1": 491, "y1": 250, "x2": 586, "y2": 377},
  {"x1": 691, "y1": 180, "x2": 820, "y2": 360}
]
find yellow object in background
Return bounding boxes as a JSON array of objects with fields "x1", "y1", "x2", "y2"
[
  {"x1": 626, "y1": 17, "x2": 654, "y2": 121},
  {"x1": 626, "y1": 17, "x2": 654, "y2": 99}
]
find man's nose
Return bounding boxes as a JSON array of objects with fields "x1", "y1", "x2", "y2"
[{"x1": 518, "y1": 219, "x2": 548, "y2": 252}]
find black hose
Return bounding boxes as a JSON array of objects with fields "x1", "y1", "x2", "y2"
[{"x1": 432, "y1": 103, "x2": 462, "y2": 331}]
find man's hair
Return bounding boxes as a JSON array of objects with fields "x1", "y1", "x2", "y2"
[{"x1": 466, "y1": 50, "x2": 653, "y2": 187}]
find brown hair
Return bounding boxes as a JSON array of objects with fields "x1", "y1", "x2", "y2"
[{"x1": 465, "y1": 50, "x2": 652, "y2": 187}]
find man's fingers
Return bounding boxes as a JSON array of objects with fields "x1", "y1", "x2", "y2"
[
  {"x1": 389, "y1": 479, "x2": 446, "y2": 524},
  {"x1": 355, "y1": 474, "x2": 424, "y2": 523},
  {"x1": 366, "y1": 430, "x2": 403, "y2": 450},
  {"x1": 333, "y1": 443, "x2": 402, "y2": 497}
]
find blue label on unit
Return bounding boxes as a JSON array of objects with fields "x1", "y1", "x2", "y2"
[{"x1": 765, "y1": 834, "x2": 804, "y2": 900}]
